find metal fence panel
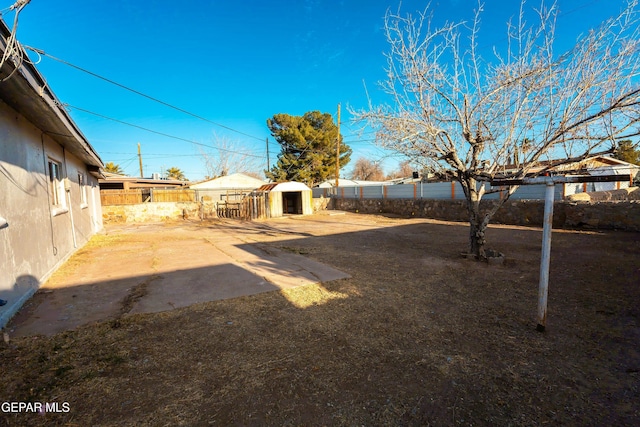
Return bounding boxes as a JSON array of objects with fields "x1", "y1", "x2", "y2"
[
  {"x1": 386, "y1": 184, "x2": 414, "y2": 199},
  {"x1": 421, "y1": 182, "x2": 457, "y2": 199},
  {"x1": 508, "y1": 184, "x2": 564, "y2": 200},
  {"x1": 361, "y1": 186, "x2": 385, "y2": 198},
  {"x1": 311, "y1": 180, "x2": 571, "y2": 202},
  {"x1": 337, "y1": 186, "x2": 360, "y2": 199},
  {"x1": 312, "y1": 188, "x2": 329, "y2": 198}
]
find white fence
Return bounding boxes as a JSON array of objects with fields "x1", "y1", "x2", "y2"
[{"x1": 312, "y1": 181, "x2": 582, "y2": 201}]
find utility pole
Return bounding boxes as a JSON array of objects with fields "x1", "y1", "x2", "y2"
[
  {"x1": 137, "y1": 142, "x2": 144, "y2": 178},
  {"x1": 266, "y1": 137, "x2": 270, "y2": 173},
  {"x1": 335, "y1": 103, "x2": 341, "y2": 188}
]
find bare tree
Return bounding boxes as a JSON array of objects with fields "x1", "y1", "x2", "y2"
[
  {"x1": 199, "y1": 133, "x2": 264, "y2": 179},
  {"x1": 353, "y1": 0, "x2": 640, "y2": 259},
  {"x1": 351, "y1": 157, "x2": 386, "y2": 181},
  {"x1": 386, "y1": 160, "x2": 415, "y2": 180}
]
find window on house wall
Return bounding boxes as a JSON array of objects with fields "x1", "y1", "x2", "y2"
[
  {"x1": 78, "y1": 172, "x2": 88, "y2": 207},
  {"x1": 48, "y1": 159, "x2": 64, "y2": 208}
]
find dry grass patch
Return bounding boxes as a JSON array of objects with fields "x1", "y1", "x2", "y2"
[{"x1": 1, "y1": 214, "x2": 638, "y2": 426}]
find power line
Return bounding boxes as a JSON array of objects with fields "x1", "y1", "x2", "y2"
[
  {"x1": 24, "y1": 46, "x2": 265, "y2": 142},
  {"x1": 64, "y1": 103, "x2": 265, "y2": 159}
]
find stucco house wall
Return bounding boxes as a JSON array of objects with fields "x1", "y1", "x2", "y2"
[
  {"x1": 0, "y1": 19, "x2": 104, "y2": 327},
  {"x1": 0, "y1": 101, "x2": 103, "y2": 327}
]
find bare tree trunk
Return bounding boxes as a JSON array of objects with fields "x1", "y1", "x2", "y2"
[
  {"x1": 461, "y1": 174, "x2": 517, "y2": 260},
  {"x1": 460, "y1": 175, "x2": 486, "y2": 259},
  {"x1": 467, "y1": 206, "x2": 487, "y2": 259}
]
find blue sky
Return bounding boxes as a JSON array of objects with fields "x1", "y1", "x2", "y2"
[{"x1": 8, "y1": 0, "x2": 632, "y2": 180}]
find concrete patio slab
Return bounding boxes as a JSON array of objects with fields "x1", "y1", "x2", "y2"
[{"x1": 6, "y1": 220, "x2": 350, "y2": 337}]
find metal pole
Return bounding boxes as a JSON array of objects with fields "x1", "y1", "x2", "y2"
[
  {"x1": 335, "y1": 103, "x2": 340, "y2": 188},
  {"x1": 536, "y1": 180, "x2": 555, "y2": 332},
  {"x1": 490, "y1": 173, "x2": 630, "y2": 333}
]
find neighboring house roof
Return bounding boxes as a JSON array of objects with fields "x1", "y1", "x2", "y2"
[
  {"x1": 316, "y1": 179, "x2": 391, "y2": 188},
  {"x1": 257, "y1": 182, "x2": 311, "y2": 192},
  {"x1": 189, "y1": 173, "x2": 266, "y2": 189},
  {"x1": 99, "y1": 172, "x2": 188, "y2": 189},
  {"x1": 0, "y1": 19, "x2": 103, "y2": 172},
  {"x1": 496, "y1": 155, "x2": 639, "y2": 178},
  {"x1": 552, "y1": 156, "x2": 639, "y2": 177}
]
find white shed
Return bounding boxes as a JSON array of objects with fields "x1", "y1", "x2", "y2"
[{"x1": 256, "y1": 182, "x2": 313, "y2": 217}]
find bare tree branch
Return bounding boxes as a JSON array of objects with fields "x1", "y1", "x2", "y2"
[
  {"x1": 198, "y1": 133, "x2": 263, "y2": 179},
  {"x1": 351, "y1": 0, "x2": 640, "y2": 258}
]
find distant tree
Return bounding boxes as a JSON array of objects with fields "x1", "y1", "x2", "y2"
[
  {"x1": 199, "y1": 133, "x2": 264, "y2": 179},
  {"x1": 104, "y1": 162, "x2": 124, "y2": 175},
  {"x1": 386, "y1": 160, "x2": 415, "y2": 180},
  {"x1": 351, "y1": 158, "x2": 385, "y2": 181},
  {"x1": 266, "y1": 111, "x2": 352, "y2": 186},
  {"x1": 614, "y1": 140, "x2": 640, "y2": 165},
  {"x1": 353, "y1": 1, "x2": 640, "y2": 259},
  {"x1": 166, "y1": 167, "x2": 187, "y2": 181}
]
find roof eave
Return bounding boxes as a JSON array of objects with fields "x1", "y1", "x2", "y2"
[{"x1": 0, "y1": 19, "x2": 103, "y2": 168}]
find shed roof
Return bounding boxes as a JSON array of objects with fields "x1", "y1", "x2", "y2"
[{"x1": 256, "y1": 182, "x2": 311, "y2": 192}]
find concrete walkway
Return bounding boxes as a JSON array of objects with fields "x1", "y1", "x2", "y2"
[{"x1": 7, "y1": 220, "x2": 349, "y2": 337}]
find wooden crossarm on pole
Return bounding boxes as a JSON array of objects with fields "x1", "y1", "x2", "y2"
[{"x1": 491, "y1": 174, "x2": 631, "y2": 186}]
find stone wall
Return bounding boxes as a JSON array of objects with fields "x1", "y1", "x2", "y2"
[
  {"x1": 332, "y1": 198, "x2": 640, "y2": 231},
  {"x1": 103, "y1": 198, "x2": 332, "y2": 224},
  {"x1": 102, "y1": 197, "x2": 640, "y2": 232},
  {"x1": 312, "y1": 196, "x2": 334, "y2": 212},
  {"x1": 102, "y1": 202, "x2": 217, "y2": 224}
]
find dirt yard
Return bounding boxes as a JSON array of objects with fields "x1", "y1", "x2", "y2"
[{"x1": 1, "y1": 212, "x2": 639, "y2": 426}]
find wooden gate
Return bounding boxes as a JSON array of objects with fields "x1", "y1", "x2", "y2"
[
  {"x1": 216, "y1": 192, "x2": 268, "y2": 220},
  {"x1": 216, "y1": 201, "x2": 245, "y2": 219},
  {"x1": 245, "y1": 191, "x2": 268, "y2": 220}
]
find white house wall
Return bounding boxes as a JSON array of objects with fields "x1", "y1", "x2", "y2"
[
  {"x1": 190, "y1": 173, "x2": 266, "y2": 189},
  {"x1": 0, "y1": 100, "x2": 102, "y2": 327}
]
